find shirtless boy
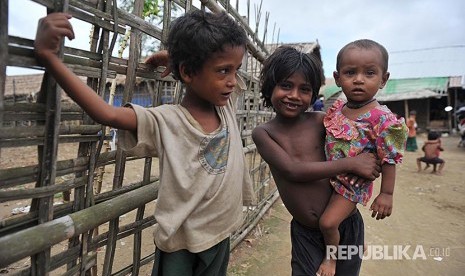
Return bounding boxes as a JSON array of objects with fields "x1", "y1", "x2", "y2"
[{"x1": 417, "y1": 131, "x2": 445, "y2": 175}]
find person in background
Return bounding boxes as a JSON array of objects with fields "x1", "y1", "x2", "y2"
[
  {"x1": 313, "y1": 95, "x2": 325, "y2": 111},
  {"x1": 417, "y1": 131, "x2": 445, "y2": 175},
  {"x1": 406, "y1": 110, "x2": 418, "y2": 152}
]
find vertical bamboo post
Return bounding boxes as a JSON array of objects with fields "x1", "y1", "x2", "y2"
[
  {"x1": 0, "y1": 0, "x2": 8, "y2": 160},
  {"x1": 31, "y1": 1, "x2": 69, "y2": 275},
  {"x1": 102, "y1": 0, "x2": 144, "y2": 274}
]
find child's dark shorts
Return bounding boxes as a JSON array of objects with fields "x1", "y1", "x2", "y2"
[
  {"x1": 151, "y1": 237, "x2": 230, "y2": 276},
  {"x1": 291, "y1": 209, "x2": 364, "y2": 276},
  {"x1": 419, "y1": 156, "x2": 444, "y2": 164}
]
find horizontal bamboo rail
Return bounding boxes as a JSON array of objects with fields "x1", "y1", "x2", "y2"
[
  {"x1": 0, "y1": 178, "x2": 158, "y2": 235},
  {"x1": 0, "y1": 182, "x2": 159, "y2": 266},
  {"x1": 0, "y1": 125, "x2": 102, "y2": 139}
]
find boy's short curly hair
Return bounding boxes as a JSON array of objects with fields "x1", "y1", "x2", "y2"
[
  {"x1": 259, "y1": 46, "x2": 324, "y2": 108},
  {"x1": 167, "y1": 10, "x2": 248, "y2": 82}
]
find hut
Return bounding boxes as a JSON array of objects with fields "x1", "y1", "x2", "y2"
[{"x1": 3, "y1": 73, "x2": 178, "y2": 109}]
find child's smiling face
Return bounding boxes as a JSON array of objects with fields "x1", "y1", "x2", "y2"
[{"x1": 271, "y1": 71, "x2": 314, "y2": 118}]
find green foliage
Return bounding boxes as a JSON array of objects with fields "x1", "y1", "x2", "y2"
[
  {"x1": 119, "y1": 0, "x2": 161, "y2": 21},
  {"x1": 118, "y1": 0, "x2": 163, "y2": 56},
  {"x1": 143, "y1": 0, "x2": 160, "y2": 19}
]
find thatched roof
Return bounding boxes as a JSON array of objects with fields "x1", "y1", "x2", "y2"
[
  {"x1": 321, "y1": 77, "x2": 452, "y2": 102},
  {"x1": 4, "y1": 74, "x2": 45, "y2": 97},
  {"x1": 3, "y1": 73, "x2": 148, "y2": 99},
  {"x1": 245, "y1": 41, "x2": 323, "y2": 81},
  {"x1": 3, "y1": 74, "x2": 92, "y2": 102},
  {"x1": 266, "y1": 42, "x2": 321, "y2": 56}
]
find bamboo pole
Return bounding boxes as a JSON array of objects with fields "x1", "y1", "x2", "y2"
[
  {"x1": 0, "y1": 178, "x2": 158, "y2": 237},
  {"x1": 0, "y1": 183, "x2": 158, "y2": 267},
  {"x1": 0, "y1": 176, "x2": 87, "y2": 202},
  {"x1": 199, "y1": 0, "x2": 268, "y2": 62},
  {"x1": 96, "y1": 29, "x2": 130, "y2": 194},
  {"x1": 30, "y1": 1, "x2": 70, "y2": 273},
  {"x1": 103, "y1": 0, "x2": 144, "y2": 273},
  {"x1": 0, "y1": 151, "x2": 147, "y2": 189},
  {"x1": 0, "y1": 125, "x2": 102, "y2": 139},
  {"x1": 0, "y1": 0, "x2": 8, "y2": 136},
  {"x1": 231, "y1": 189, "x2": 279, "y2": 249}
]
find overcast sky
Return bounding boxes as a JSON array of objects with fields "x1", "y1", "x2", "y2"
[{"x1": 7, "y1": 0, "x2": 465, "y2": 77}]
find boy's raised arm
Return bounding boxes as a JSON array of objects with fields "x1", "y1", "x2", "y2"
[
  {"x1": 34, "y1": 13, "x2": 137, "y2": 131},
  {"x1": 252, "y1": 127, "x2": 381, "y2": 183}
]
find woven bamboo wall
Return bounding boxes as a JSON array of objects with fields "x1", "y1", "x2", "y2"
[{"x1": 0, "y1": 0, "x2": 277, "y2": 275}]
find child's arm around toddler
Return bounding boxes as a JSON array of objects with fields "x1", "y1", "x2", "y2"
[
  {"x1": 34, "y1": 13, "x2": 137, "y2": 131},
  {"x1": 252, "y1": 121, "x2": 381, "y2": 184}
]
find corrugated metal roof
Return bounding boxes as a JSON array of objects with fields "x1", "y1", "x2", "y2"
[
  {"x1": 379, "y1": 77, "x2": 449, "y2": 101},
  {"x1": 389, "y1": 46, "x2": 465, "y2": 79},
  {"x1": 320, "y1": 77, "x2": 449, "y2": 102},
  {"x1": 320, "y1": 79, "x2": 341, "y2": 99}
]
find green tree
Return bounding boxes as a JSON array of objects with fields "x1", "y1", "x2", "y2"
[{"x1": 119, "y1": 0, "x2": 163, "y2": 55}]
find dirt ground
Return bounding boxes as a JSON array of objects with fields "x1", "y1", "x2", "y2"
[
  {"x1": 2, "y1": 133, "x2": 465, "y2": 275},
  {"x1": 228, "y1": 133, "x2": 465, "y2": 276}
]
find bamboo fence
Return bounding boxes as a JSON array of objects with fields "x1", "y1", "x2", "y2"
[{"x1": 0, "y1": 0, "x2": 279, "y2": 275}]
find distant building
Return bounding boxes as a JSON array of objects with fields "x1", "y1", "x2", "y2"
[{"x1": 3, "y1": 73, "x2": 178, "y2": 107}]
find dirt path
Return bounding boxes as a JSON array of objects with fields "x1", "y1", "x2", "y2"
[{"x1": 228, "y1": 133, "x2": 465, "y2": 276}]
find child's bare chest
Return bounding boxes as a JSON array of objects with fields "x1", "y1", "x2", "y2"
[{"x1": 275, "y1": 123, "x2": 325, "y2": 161}]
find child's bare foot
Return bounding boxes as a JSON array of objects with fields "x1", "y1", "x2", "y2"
[
  {"x1": 433, "y1": 171, "x2": 442, "y2": 175},
  {"x1": 316, "y1": 259, "x2": 336, "y2": 276}
]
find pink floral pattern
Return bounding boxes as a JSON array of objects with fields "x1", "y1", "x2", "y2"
[{"x1": 324, "y1": 99, "x2": 408, "y2": 205}]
